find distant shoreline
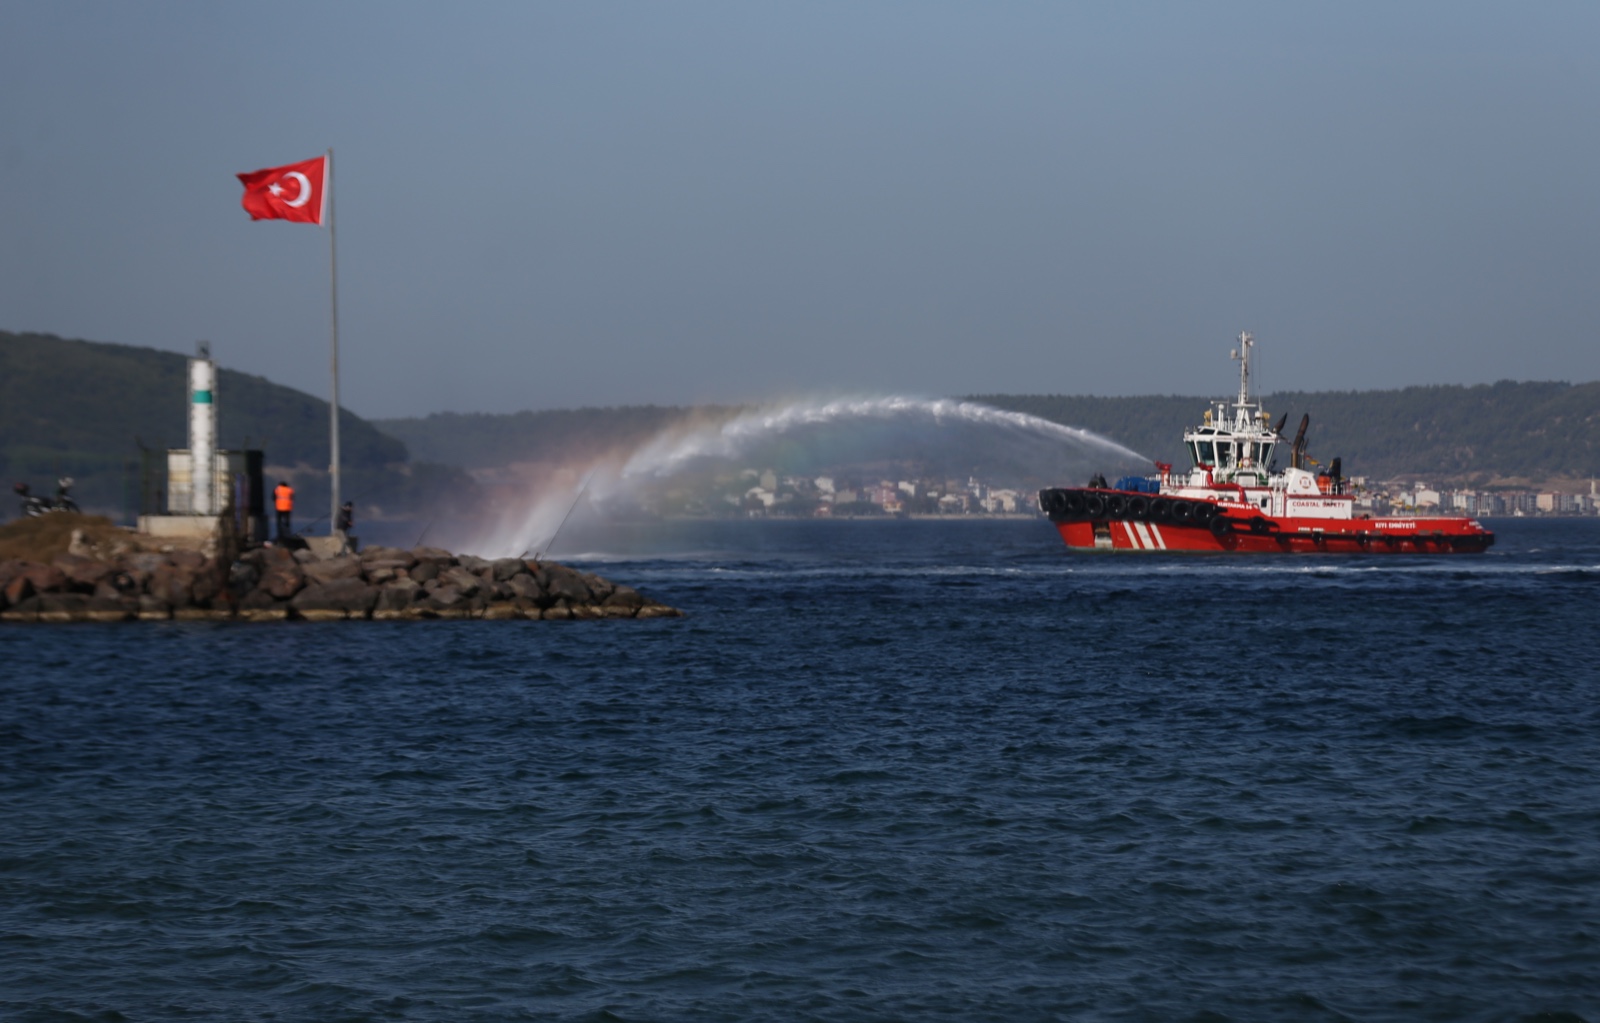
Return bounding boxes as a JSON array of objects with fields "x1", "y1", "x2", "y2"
[
  {"x1": 613, "y1": 511, "x2": 1595, "y2": 524},
  {"x1": 644, "y1": 513, "x2": 1047, "y2": 523}
]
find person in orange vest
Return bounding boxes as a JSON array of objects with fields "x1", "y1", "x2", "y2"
[{"x1": 273, "y1": 480, "x2": 294, "y2": 538}]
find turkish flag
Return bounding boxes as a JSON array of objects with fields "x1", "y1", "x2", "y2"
[{"x1": 237, "y1": 156, "x2": 326, "y2": 224}]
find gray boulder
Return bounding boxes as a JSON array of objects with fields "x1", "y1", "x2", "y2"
[
  {"x1": 52, "y1": 553, "x2": 115, "y2": 592},
  {"x1": 37, "y1": 593, "x2": 91, "y2": 622},
  {"x1": 375, "y1": 579, "x2": 422, "y2": 614},
  {"x1": 238, "y1": 590, "x2": 282, "y2": 612},
  {"x1": 636, "y1": 604, "x2": 684, "y2": 619},
  {"x1": 137, "y1": 594, "x2": 171, "y2": 620},
  {"x1": 3, "y1": 571, "x2": 35, "y2": 608},
  {"x1": 169, "y1": 550, "x2": 206, "y2": 572},
  {"x1": 124, "y1": 552, "x2": 170, "y2": 576},
  {"x1": 602, "y1": 585, "x2": 644, "y2": 611},
  {"x1": 538, "y1": 563, "x2": 593, "y2": 604},
  {"x1": 440, "y1": 566, "x2": 483, "y2": 598},
  {"x1": 581, "y1": 572, "x2": 614, "y2": 603},
  {"x1": 258, "y1": 559, "x2": 306, "y2": 600},
  {"x1": 429, "y1": 584, "x2": 463, "y2": 608},
  {"x1": 93, "y1": 574, "x2": 137, "y2": 601},
  {"x1": 303, "y1": 555, "x2": 363, "y2": 586},
  {"x1": 228, "y1": 560, "x2": 261, "y2": 594},
  {"x1": 148, "y1": 563, "x2": 195, "y2": 608},
  {"x1": 491, "y1": 558, "x2": 527, "y2": 582},
  {"x1": 11, "y1": 562, "x2": 68, "y2": 597},
  {"x1": 292, "y1": 577, "x2": 378, "y2": 616},
  {"x1": 2, "y1": 595, "x2": 42, "y2": 622},
  {"x1": 87, "y1": 595, "x2": 135, "y2": 622},
  {"x1": 190, "y1": 563, "x2": 223, "y2": 607},
  {"x1": 360, "y1": 559, "x2": 412, "y2": 584},
  {"x1": 506, "y1": 574, "x2": 544, "y2": 604},
  {"x1": 359, "y1": 545, "x2": 417, "y2": 569}
]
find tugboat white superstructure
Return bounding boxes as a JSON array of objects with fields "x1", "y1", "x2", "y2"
[{"x1": 1038, "y1": 334, "x2": 1495, "y2": 553}]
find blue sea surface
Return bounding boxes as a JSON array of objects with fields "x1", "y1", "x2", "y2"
[{"x1": 3, "y1": 517, "x2": 1598, "y2": 1022}]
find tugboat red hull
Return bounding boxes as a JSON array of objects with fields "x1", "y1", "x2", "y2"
[{"x1": 1040, "y1": 488, "x2": 1494, "y2": 554}]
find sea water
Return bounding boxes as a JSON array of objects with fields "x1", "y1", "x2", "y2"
[{"x1": 2, "y1": 517, "x2": 1598, "y2": 1022}]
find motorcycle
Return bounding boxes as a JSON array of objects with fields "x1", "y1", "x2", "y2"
[{"x1": 14, "y1": 478, "x2": 80, "y2": 517}]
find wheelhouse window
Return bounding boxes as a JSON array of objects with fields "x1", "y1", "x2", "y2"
[{"x1": 1195, "y1": 441, "x2": 1215, "y2": 465}]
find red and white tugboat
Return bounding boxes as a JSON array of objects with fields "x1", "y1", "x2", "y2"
[{"x1": 1038, "y1": 333, "x2": 1494, "y2": 553}]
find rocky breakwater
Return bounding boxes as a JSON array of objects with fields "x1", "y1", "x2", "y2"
[{"x1": 0, "y1": 545, "x2": 682, "y2": 623}]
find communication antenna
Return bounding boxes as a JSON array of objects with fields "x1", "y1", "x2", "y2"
[{"x1": 1232, "y1": 331, "x2": 1254, "y2": 407}]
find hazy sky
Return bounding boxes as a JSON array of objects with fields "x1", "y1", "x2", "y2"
[{"x1": 3, "y1": 2, "x2": 1597, "y2": 418}]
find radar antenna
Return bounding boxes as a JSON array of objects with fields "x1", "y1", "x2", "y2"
[{"x1": 1232, "y1": 331, "x2": 1254, "y2": 407}]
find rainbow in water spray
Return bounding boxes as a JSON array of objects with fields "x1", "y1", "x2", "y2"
[{"x1": 470, "y1": 396, "x2": 1149, "y2": 557}]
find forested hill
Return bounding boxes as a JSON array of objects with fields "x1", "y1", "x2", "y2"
[
  {"x1": 378, "y1": 382, "x2": 1600, "y2": 485},
  {"x1": 0, "y1": 331, "x2": 473, "y2": 518},
  {"x1": 974, "y1": 381, "x2": 1600, "y2": 482}
]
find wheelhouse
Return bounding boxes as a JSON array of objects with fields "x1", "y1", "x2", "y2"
[{"x1": 1181, "y1": 333, "x2": 1280, "y2": 483}]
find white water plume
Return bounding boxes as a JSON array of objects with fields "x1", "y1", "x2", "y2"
[
  {"x1": 619, "y1": 397, "x2": 1146, "y2": 481},
  {"x1": 466, "y1": 396, "x2": 1149, "y2": 558}
]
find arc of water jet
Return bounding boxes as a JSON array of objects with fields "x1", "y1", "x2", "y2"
[
  {"x1": 471, "y1": 395, "x2": 1149, "y2": 557},
  {"x1": 621, "y1": 396, "x2": 1148, "y2": 480}
]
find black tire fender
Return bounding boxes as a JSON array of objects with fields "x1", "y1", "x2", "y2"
[{"x1": 1172, "y1": 500, "x2": 1194, "y2": 523}]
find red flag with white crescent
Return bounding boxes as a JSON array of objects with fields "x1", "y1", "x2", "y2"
[{"x1": 236, "y1": 156, "x2": 327, "y2": 224}]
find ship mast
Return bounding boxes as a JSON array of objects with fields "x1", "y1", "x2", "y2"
[{"x1": 1233, "y1": 331, "x2": 1253, "y2": 408}]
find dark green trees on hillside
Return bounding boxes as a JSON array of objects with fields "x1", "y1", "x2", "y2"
[
  {"x1": 975, "y1": 382, "x2": 1600, "y2": 481},
  {"x1": 1, "y1": 331, "x2": 474, "y2": 519}
]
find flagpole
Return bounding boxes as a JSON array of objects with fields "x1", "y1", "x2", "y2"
[{"x1": 326, "y1": 146, "x2": 342, "y2": 540}]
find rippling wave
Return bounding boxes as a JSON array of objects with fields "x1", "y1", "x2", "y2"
[{"x1": 2, "y1": 518, "x2": 1597, "y2": 1021}]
